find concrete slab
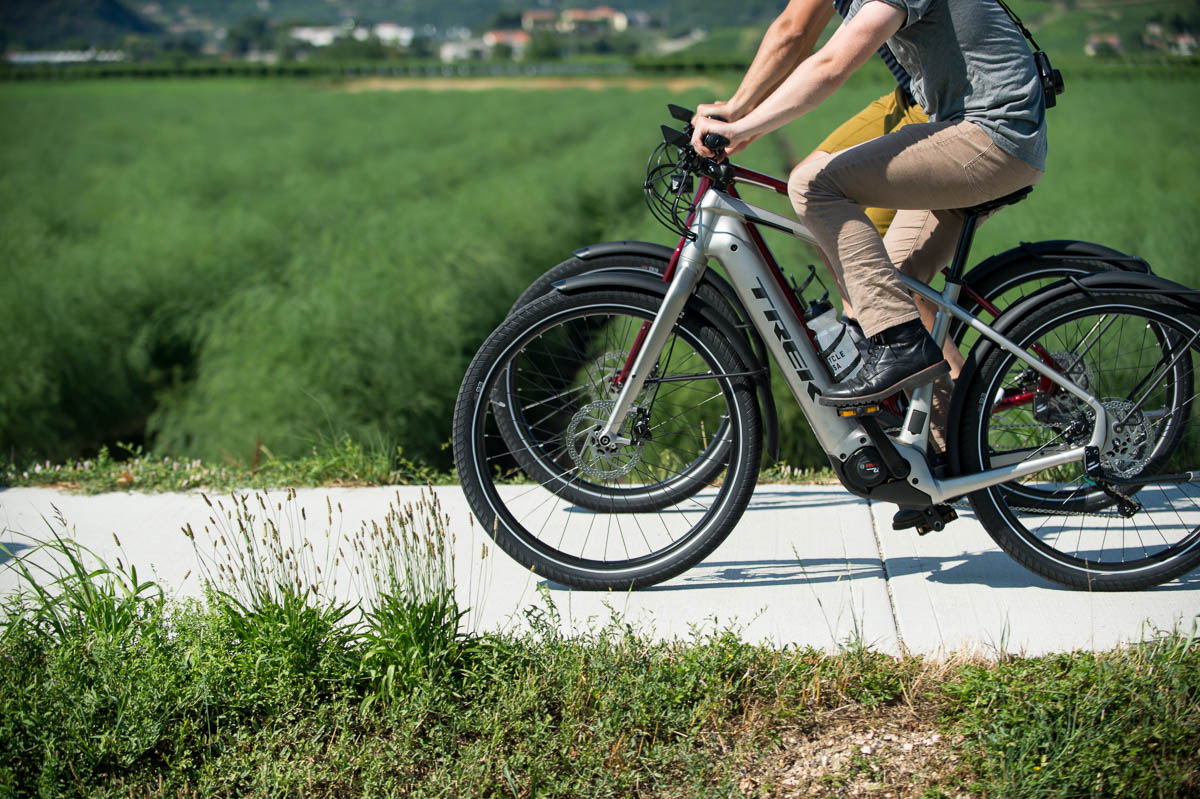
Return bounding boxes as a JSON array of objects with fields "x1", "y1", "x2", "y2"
[
  {"x1": 872, "y1": 501, "x2": 1200, "y2": 657},
  {"x1": 5, "y1": 484, "x2": 1196, "y2": 656},
  {"x1": 0, "y1": 484, "x2": 899, "y2": 653}
]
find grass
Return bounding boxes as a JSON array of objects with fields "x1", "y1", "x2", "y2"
[
  {"x1": 1, "y1": 494, "x2": 1198, "y2": 797},
  {"x1": 0, "y1": 439, "x2": 842, "y2": 493},
  {"x1": 4, "y1": 69, "x2": 1197, "y2": 476}
]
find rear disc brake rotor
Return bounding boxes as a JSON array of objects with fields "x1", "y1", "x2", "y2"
[{"x1": 1100, "y1": 398, "x2": 1154, "y2": 478}]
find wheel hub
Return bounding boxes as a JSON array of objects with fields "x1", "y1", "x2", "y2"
[
  {"x1": 565, "y1": 400, "x2": 645, "y2": 480},
  {"x1": 1100, "y1": 398, "x2": 1154, "y2": 478}
]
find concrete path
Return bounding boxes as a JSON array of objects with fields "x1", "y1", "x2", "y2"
[{"x1": 2, "y1": 484, "x2": 1197, "y2": 657}]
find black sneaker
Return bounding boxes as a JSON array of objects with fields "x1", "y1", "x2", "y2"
[
  {"x1": 819, "y1": 319, "x2": 949, "y2": 406},
  {"x1": 844, "y1": 318, "x2": 868, "y2": 357}
]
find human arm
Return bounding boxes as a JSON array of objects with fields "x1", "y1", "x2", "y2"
[
  {"x1": 694, "y1": 0, "x2": 836, "y2": 125},
  {"x1": 692, "y1": 0, "x2": 906, "y2": 157}
]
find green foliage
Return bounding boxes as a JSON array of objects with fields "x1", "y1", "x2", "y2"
[
  {"x1": 0, "y1": 80, "x2": 710, "y2": 469},
  {"x1": 2, "y1": 70, "x2": 1198, "y2": 477},
  {"x1": 942, "y1": 635, "x2": 1200, "y2": 797},
  {"x1": 1, "y1": 518, "x2": 163, "y2": 646},
  {"x1": 2, "y1": 504, "x2": 1198, "y2": 796},
  {"x1": 1, "y1": 438, "x2": 455, "y2": 493}
]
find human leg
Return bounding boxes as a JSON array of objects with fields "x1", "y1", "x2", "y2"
[
  {"x1": 788, "y1": 120, "x2": 1042, "y2": 403},
  {"x1": 803, "y1": 89, "x2": 928, "y2": 323}
]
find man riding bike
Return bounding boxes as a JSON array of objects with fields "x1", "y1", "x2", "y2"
[{"x1": 691, "y1": 0, "x2": 1046, "y2": 434}]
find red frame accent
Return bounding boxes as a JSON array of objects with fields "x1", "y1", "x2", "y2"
[{"x1": 731, "y1": 165, "x2": 789, "y2": 196}]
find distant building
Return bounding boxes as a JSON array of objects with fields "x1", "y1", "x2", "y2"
[
  {"x1": 1141, "y1": 21, "x2": 1196, "y2": 56},
  {"x1": 373, "y1": 23, "x2": 415, "y2": 47},
  {"x1": 439, "y1": 39, "x2": 488, "y2": 62},
  {"x1": 1084, "y1": 33, "x2": 1122, "y2": 56},
  {"x1": 290, "y1": 26, "x2": 342, "y2": 47},
  {"x1": 559, "y1": 6, "x2": 629, "y2": 34},
  {"x1": 522, "y1": 10, "x2": 558, "y2": 32},
  {"x1": 482, "y1": 30, "x2": 531, "y2": 58}
]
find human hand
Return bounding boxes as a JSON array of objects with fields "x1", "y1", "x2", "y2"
[
  {"x1": 690, "y1": 116, "x2": 757, "y2": 158},
  {"x1": 693, "y1": 100, "x2": 742, "y2": 123}
]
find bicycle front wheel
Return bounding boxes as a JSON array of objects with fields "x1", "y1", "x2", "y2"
[
  {"x1": 453, "y1": 288, "x2": 762, "y2": 590},
  {"x1": 960, "y1": 290, "x2": 1200, "y2": 590}
]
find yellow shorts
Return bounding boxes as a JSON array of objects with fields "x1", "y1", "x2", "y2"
[{"x1": 814, "y1": 87, "x2": 928, "y2": 236}]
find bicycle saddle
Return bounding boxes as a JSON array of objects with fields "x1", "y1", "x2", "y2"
[{"x1": 963, "y1": 185, "x2": 1033, "y2": 217}]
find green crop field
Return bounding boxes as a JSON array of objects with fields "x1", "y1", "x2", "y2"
[{"x1": 1, "y1": 70, "x2": 1198, "y2": 474}]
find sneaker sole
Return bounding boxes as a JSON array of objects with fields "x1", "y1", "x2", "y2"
[{"x1": 818, "y1": 361, "x2": 950, "y2": 407}]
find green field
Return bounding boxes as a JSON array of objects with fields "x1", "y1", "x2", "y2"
[{"x1": 1, "y1": 71, "x2": 1198, "y2": 473}]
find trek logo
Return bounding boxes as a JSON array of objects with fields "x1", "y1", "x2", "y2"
[{"x1": 752, "y1": 278, "x2": 822, "y2": 399}]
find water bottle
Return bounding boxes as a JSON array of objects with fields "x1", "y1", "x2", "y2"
[{"x1": 805, "y1": 299, "x2": 863, "y2": 383}]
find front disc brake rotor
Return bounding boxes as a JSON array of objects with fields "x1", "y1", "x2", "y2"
[{"x1": 565, "y1": 399, "x2": 645, "y2": 481}]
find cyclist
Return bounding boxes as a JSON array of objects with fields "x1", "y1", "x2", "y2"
[
  {"x1": 692, "y1": 0, "x2": 959, "y2": 448},
  {"x1": 691, "y1": 0, "x2": 1046, "y2": 411}
]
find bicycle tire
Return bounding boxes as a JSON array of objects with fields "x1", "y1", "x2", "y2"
[
  {"x1": 952, "y1": 255, "x2": 1181, "y2": 513},
  {"x1": 960, "y1": 290, "x2": 1200, "y2": 590},
  {"x1": 453, "y1": 288, "x2": 762, "y2": 590},
  {"x1": 497, "y1": 252, "x2": 736, "y2": 512}
]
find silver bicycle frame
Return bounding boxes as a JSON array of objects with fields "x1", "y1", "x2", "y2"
[{"x1": 599, "y1": 185, "x2": 1110, "y2": 505}]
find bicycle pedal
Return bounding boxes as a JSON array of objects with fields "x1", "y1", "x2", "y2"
[
  {"x1": 894, "y1": 504, "x2": 958, "y2": 535},
  {"x1": 835, "y1": 403, "x2": 884, "y2": 419}
]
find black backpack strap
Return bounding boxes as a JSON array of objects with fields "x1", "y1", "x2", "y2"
[{"x1": 995, "y1": 0, "x2": 1043, "y2": 52}]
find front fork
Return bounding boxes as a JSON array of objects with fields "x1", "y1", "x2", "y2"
[{"x1": 596, "y1": 236, "x2": 711, "y2": 445}]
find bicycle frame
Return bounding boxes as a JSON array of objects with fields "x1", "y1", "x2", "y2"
[{"x1": 598, "y1": 168, "x2": 1111, "y2": 506}]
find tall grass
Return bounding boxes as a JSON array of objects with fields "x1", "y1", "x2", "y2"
[
  {"x1": 0, "y1": 79, "x2": 716, "y2": 468},
  {"x1": 1, "y1": 72, "x2": 1197, "y2": 472}
]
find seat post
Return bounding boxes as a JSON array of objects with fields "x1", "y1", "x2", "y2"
[{"x1": 946, "y1": 212, "x2": 981, "y2": 282}]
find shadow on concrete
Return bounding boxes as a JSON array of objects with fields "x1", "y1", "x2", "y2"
[
  {"x1": 563, "y1": 489, "x2": 865, "y2": 515},
  {"x1": 644, "y1": 557, "x2": 881, "y2": 590},
  {"x1": 545, "y1": 550, "x2": 1200, "y2": 593},
  {"x1": 887, "y1": 551, "x2": 1200, "y2": 592},
  {"x1": 0, "y1": 540, "x2": 31, "y2": 565}
]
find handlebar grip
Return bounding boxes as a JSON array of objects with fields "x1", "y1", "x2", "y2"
[{"x1": 703, "y1": 132, "x2": 730, "y2": 151}]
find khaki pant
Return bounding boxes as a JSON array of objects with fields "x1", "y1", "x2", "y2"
[
  {"x1": 789, "y1": 120, "x2": 1043, "y2": 338},
  {"x1": 815, "y1": 87, "x2": 929, "y2": 237}
]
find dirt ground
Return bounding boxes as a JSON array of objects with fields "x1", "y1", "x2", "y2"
[{"x1": 733, "y1": 709, "x2": 970, "y2": 798}]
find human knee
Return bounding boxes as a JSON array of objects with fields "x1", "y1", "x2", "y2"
[{"x1": 787, "y1": 158, "x2": 826, "y2": 216}]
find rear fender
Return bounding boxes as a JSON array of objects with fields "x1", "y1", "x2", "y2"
[
  {"x1": 965, "y1": 239, "x2": 1150, "y2": 283},
  {"x1": 946, "y1": 271, "x2": 1200, "y2": 477}
]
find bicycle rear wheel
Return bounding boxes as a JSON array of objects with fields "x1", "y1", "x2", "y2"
[
  {"x1": 453, "y1": 288, "x2": 762, "y2": 590},
  {"x1": 960, "y1": 290, "x2": 1200, "y2": 590},
  {"x1": 951, "y1": 255, "x2": 1133, "y2": 346}
]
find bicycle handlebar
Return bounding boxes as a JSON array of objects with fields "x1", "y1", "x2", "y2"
[{"x1": 666, "y1": 104, "x2": 731, "y2": 155}]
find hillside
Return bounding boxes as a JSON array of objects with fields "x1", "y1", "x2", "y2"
[{"x1": 1, "y1": 0, "x2": 159, "y2": 50}]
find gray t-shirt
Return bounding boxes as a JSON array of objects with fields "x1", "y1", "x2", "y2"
[{"x1": 844, "y1": 0, "x2": 1047, "y2": 170}]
